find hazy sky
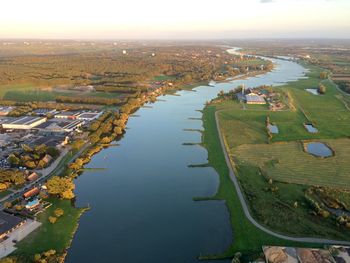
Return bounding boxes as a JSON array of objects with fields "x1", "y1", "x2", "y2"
[{"x1": 1, "y1": 0, "x2": 349, "y2": 39}]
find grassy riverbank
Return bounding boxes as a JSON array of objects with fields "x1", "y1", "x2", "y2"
[
  {"x1": 200, "y1": 63, "x2": 350, "y2": 260},
  {"x1": 12, "y1": 198, "x2": 87, "y2": 261}
]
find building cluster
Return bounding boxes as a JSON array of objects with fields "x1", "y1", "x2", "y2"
[
  {"x1": 0, "y1": 109, "x2": 103, "y2": 169},
  {"x1": 258, "y1": 246, "x2": 350, "y2": 263},
  {"x1": 0, "y1": 107, "x2": 106, "y2": 247},
  {"x1": 239, "y1": 86, "x2": 286, "y2": 110}
]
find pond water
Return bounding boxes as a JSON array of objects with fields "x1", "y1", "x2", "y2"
[
  {"x1": 66, "y1": 49, "x2": 307, "y2": 263},
  {"x1": 306, "y1": 89, "x2": 319, "y2": 95},
  {"x1": 267, "y1": 124, "x2": 279, "y2": 134},
  {"x1": 306, "y1": 142, "x2": 333, "y2": 157},
  {"x1": 304, "y1": 124, "x2": 319, "y2": 133}
]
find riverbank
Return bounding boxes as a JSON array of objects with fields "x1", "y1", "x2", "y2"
[
  {"x1": 3, "y1": 48, "x2": 275, "y2": 263},
  {"x1": 200, "y1": 63, "x2": 350, "y2": 261}
]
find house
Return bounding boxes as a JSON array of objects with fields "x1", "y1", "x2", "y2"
[
  {"x1": 23, "y1": 187, "x2": 40, "y2": 199},
  {"x1": 1, "y1": 116, "x2": 47, "y2": 130},
  {"x1": 27, "y1": 172, "x2": 38, "y2": 182},
  {"x1": 245, "y1": 93, "x2": 266, "y2": 105},
  {"x1": 0, "y1": 211, "x2": 26, "y2": 240},
  {"x1": 42, "y1": 154, "x2": 53, "y2": 166}
]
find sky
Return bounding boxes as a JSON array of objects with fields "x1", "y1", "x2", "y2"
[{"x1": 0, "y1": 0, "x2": 349, "y2": 39}]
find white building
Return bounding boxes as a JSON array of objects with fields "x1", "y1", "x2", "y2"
[
  {"x1": 1, "y1": 116, "x2": 46, "y2": 130},
  {"x1": 77, "y1": 111, "x2": 103, "y2": 121}
]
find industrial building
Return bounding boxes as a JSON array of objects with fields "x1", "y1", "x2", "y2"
[
  {"x1": 36, "y1": 119, "x2": 84, "y2": 134},
  {"x1": 77, "y1": 111, "x2": 103, "y2": 121},
  {"x1": 0, "y1": 211, "x2": 26, "y2": 240},
  {"x1": 1, "y1": 116, "x2": 46, "y2": 130},
  {"x1": 245, "y1": 93, "x2": 266, "y2": 104}
]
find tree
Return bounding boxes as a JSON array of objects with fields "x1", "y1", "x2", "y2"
[
  {"x1": 46, "y1": 176, "x2": 75, "y2": 199},
  {"x1": 46, "y1": 147, "x2": 60, "y2": 159},
  {"x1": 34, "y1": 254, "x2": 41, "y2": 262},
  {"x1": 114, "y1": 127, "x2": 123, "y2": 135},
  {"x1": 320, "y1": 71, "x2": 328, "y2": 79},
  {"x1": 48, "y1": 216, "x2": 57, "y2": 224},
  {"x1": 54, "y1": 208, "x2": 64, "y2": 218},
  {"x1": 318, "y1": 83, "x2": 326, "y2": 94},
  {"x1": 61, "y1": 190, "x2": 75, "y2": 199},
  {"x1": 7, "y1": 154, "x2": 20, "y2": 166},
  {"x1": 0, "y1": 183, "x2": 7, "y2": 191},
  {"x1": 22, "y1": 144, "x2": 33, "y2": 153}
]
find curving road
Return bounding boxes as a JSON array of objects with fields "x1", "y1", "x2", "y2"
[{"x1": 214, "y1": 110, "x2": 350, "y2": 246}]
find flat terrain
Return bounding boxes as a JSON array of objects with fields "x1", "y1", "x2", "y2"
[
  {"x1": 13, "y1": 198, "x2": 85, "y2": 258},
  {"x1": 202, "y1": 63, "x2": 350, "y2": 259}
]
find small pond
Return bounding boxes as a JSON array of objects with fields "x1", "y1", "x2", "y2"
[
  {"x1": 304, "y1": 123, "x2": 318, "y2": 133},
  {"x1": 267, "y1": 124, "x2": 279, "y2": 134},
  {"x1": 306, "y1": 89, "x2": 319, "y2": 95},
  {"x1": 306, "y1": 142, "x2": 333, "y2": 157}
]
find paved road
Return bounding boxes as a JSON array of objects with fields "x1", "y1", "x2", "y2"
[
  {"x1": 0, "y1": 219, "x2": 41, "y2": 258},
  {"x1": 214, "y1": 110, "x2": 350, "y2": 246}
]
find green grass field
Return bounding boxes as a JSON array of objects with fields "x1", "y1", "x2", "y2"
[
  {"x1": 13, "y1": 198, "x2": 86, "y2": 257},
  {"x1": 201, "y1": 106, "x2": 320, "y2": 261},
  {"x1": 201, "y1": 63, "x2": 350, "y2": 259}
]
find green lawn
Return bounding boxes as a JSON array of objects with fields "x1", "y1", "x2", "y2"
[
  {"x1": 0, "y1": 190, "x2": 12, "y2": 199},
  {"x1": 13, "y1": 198, "x2": 86, "y2": 258}
]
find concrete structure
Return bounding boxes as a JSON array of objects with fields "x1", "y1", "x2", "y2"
[
  {"x1": 0, "y1": 211, "x2": 25, "y2": 240},
  {"x1": 245, "y1": 92, "x2": 266, "y2": 104},
  {"x1": 1, "y1": 116, "x2": 46, "y2": 130}
]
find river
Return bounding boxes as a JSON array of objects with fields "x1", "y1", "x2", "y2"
[{"x1": 66, "y1": 49, "x2": 307, "y2": 263}]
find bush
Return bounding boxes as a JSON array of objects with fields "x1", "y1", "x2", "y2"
[{"x1": 48, "y1": 216, "x2": 57, "y2": 224}]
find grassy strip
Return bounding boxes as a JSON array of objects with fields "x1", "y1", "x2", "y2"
[{"x1": 13, "y1": 198, "x2": 88, "y2": 259}]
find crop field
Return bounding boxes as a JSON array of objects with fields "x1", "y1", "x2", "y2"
[{"x1": 233, "y1": 138, "x2": 350, "y2": 189}]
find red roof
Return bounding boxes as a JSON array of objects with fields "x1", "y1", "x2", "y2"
[{"x1": 23, "y1": 187, "x2": 40, "y2": 198}]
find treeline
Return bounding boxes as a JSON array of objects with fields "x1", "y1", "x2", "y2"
[
  {"x1": 94, "y1": 86, "x2": 140, "y2": 93},
  {"x1": 56, "y1": 95, "x2": 123, "y2": 105},
  {"x1": 0, "y1": 169, "x2": 26, "y2": 189}
]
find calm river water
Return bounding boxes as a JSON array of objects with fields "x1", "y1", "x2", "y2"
[{"x1": 66, "y1": 49, "x2": 307, "y2": 263}]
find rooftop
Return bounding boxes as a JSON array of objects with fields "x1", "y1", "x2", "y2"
[{"x1": 0, "y1": 211, "x2": 24, "y2": 235}]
